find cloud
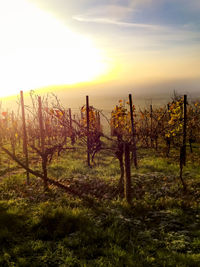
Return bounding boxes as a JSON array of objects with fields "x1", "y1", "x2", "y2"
[
  {"x1": 73, "y1": 4, "x2": 134, "y2": 21},
  {"x1": 72, "y1": 3, "x2": 163, "y2": 31},
  {"x1": 73, "y1": 15, "x2": 163, "y2": 30},
  {"x1": 73, "y1": 0, "x2": 200, "y2": 43}
]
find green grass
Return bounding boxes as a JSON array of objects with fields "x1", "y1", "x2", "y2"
[{"x1": 0, "y1": 145, "x2": 199, "y2": 266}]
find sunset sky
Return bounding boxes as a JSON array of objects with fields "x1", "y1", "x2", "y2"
[{"x1": 0, "y1": 0, "x2": 200, "y2": 98}]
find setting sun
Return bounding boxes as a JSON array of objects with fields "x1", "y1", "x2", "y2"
[{"x1": 0, "y1": 0, "x2": 109, "y2": 98}]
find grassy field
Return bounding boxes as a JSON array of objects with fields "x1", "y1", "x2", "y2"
[{"x1": 0, "y1": 144, "x2": 200, "y2": 266}]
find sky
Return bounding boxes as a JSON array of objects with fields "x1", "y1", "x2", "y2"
[{"x1": 0, "y1": 0, "x2": 200, "y2": 98}]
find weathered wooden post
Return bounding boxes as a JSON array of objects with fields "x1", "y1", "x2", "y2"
[
  {"x1": 11, "y1": 110, "x2": 16, "y2": 156},
  {"x1": 38, "y1": 96, "x2": 48, "y2": 190},
  {"x1": 129, "y1": 94, "x2": 138, "y2": 168},
  {"x1": 95, "y1": 111, "x2": 98, "y2": 131},
  {"x1": 150, "y1": 104, "x2": 153, "y2": 148},
  {"x1": 166, "y1": 103, "x2": 171, "y2": 156},
  {"x1": 20, "y1": 90, "x2": 29, "y2": 184},
  {"x1": 183, "y1": 94, "x2": 187, "y2": 166},
  {"x1": 69, "y1": 108, "x2": 75, "y2": 145},
  {"x1": 86, "y1": 95, "x2": 90, "y2": 167},
  {"x1": 124, "y1": 143, "x2": 132, "y2": 204},
  {"x1": 69, "y1": 108, "x2": 72, "y2": 131},
  {"x1": 179, "y1": 95, "x2": 187, "y2": 191}
]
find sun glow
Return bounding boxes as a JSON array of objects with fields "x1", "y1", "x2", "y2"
[{"x1": 0, "y1": 0, "x2": 109, "y2": 98}]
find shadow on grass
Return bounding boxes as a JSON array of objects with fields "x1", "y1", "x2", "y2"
[{"x1": 0, "y1": 205, "x2": 27, "y2": 247}]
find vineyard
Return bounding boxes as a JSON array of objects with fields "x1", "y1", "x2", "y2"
[{"x1": 0, "y1": 90, "x2": 200, "y2": 266}]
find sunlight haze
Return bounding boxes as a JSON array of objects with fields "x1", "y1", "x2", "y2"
[
  {"x1": 0, "y1": 0, "x2": 110, "y2": 97},
  {"x1": 0, "y1": 0, "x2": 199, "y2": 98}
]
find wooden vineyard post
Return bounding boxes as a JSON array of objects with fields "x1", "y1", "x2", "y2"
[
  {"x1": 11, "y1": 110, "x2": 16, "y2": 156},
  {"x1": 86, "y1": 95, "x2": 90, "y2": 167},
  {"x1": 183, "y1": 95, "x2": 187, "y2": 166},
  {"x1": 95, "y1": 111, "x2": 98, "y2": 131},
  {"x1": 20, "y1": 90, "x2": 30, "y2": 184},
  {"x1": 166, "y1": 104, "x2": 171, "y2": 157},
  {"x1": 38, "y1": 96, "x2": 48, "y2": 190},
  {"x1": 129, "y1": 94, "x2": 138, "y2": 168},
  {"x1": 97, "y1": 111, "x2": 101, "y2": 132},
  {"x1": 63, "y1": 110, "x2": 67, "y2": 144},
  {"x1": 179, "y1": 95, "x2": 187, "y2": 191},
  {"x1": 69, "y1": 108, "x2": 72, "y2": 130},
  {"x1": 69, "y1": 108, "x2": 75, "y2": 145},
  {"x1": 124, "y1": 143, "x2": 132, "y2": 204},
  {"x1": 150, "y1": 104, "x2": 153, "y2": 148}
]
